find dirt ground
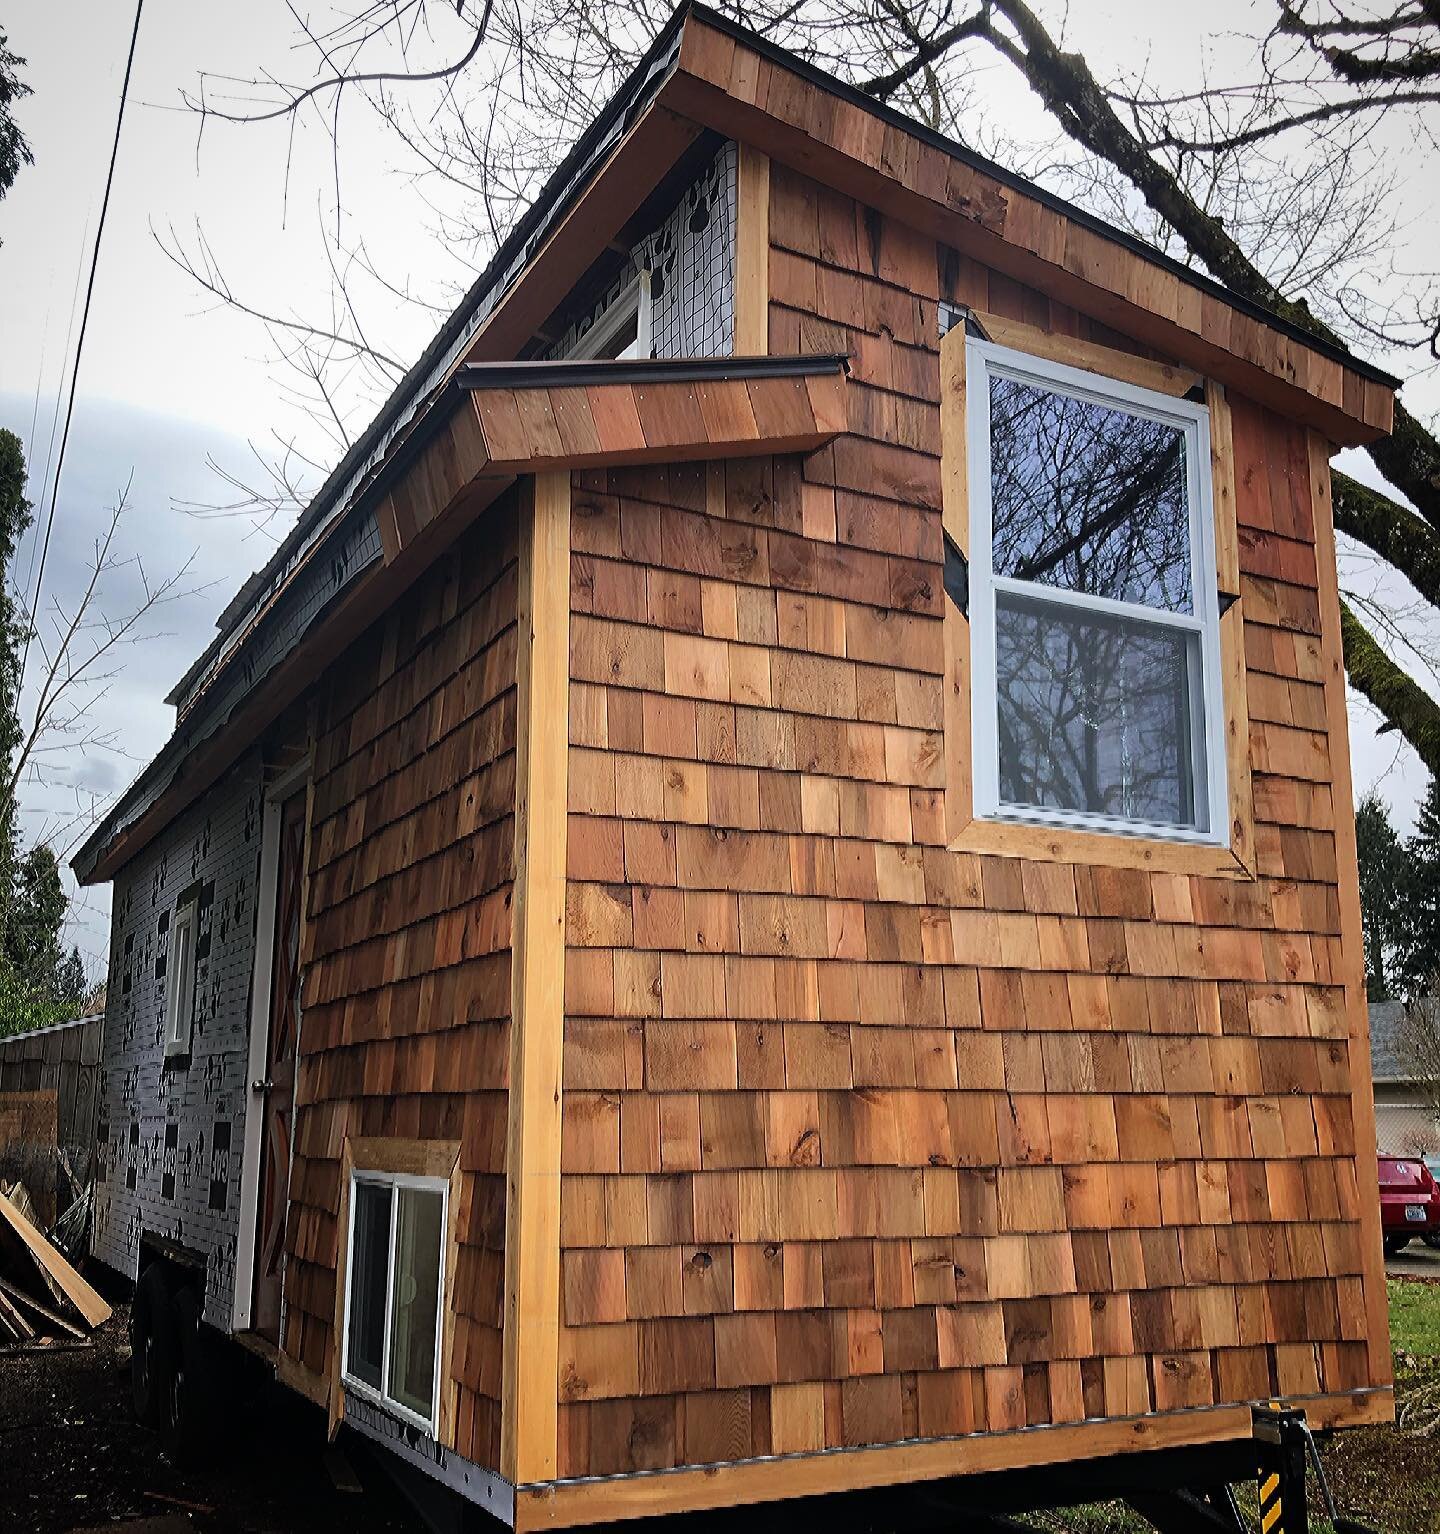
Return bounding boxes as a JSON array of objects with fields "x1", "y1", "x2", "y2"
[
  {"x1": 6, "y1": 1291, "x2": 1440, "y2": 1534},
  {"x1": 0, "y1": 1297, "x2": 425, "y2": 1534}
]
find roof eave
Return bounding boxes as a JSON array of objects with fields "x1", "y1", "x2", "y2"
[{"x1": 667, "y1": 4, "x2": 1396, "y2": 447}]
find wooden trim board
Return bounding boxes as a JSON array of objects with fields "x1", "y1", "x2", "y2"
[
  {"x1": 1307, "y1": 431, "x2": 1394, "y2": 1394},
  {"x1": 511, "y1": 1389, "x2": 1393, "y2": 1528},
  {"x1": 938, "y1": 324, "x2": 1256, "y2": 879},
  {"x1": 735, "y1": 144, "x2": 771, "y2": 353},
  {"x1": 970, "y1": 309, "x2": 1203, "y2": 399},
  {"x1": 501, "y1": 472, "x2": 573, "y2": 1485}
]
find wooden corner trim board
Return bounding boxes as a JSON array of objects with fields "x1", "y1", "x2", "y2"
[
  {"x1": 735, "y1": 144, "x2": 771, "y2": 354},
  {"x1": 510, "y1": 1388, "x2": 1393, "y2": 1529},
  {"x1": 502, "y1": 471, "x2": 573, "y2": 1485},
  {"x1": 1307, "y1": 431, "x2": 1394, "y2": 1391},
  {"x1": 327, "y1": 1136, "x2": 465, "y2": 1445},
  {"x1": 937, "y1": 325, "x2": 1257, "y2": 880}
]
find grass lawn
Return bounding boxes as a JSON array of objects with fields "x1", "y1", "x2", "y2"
[
  {"x1": 1386, "y1": 1276, "x2": 1440, "y2": 1357},
  {"x1": 1023, "y1": 1279, "x2": 1440, "y2": 1534}
]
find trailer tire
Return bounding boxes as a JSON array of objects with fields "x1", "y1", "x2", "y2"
[
  {"x1": 162, "y1": 1285, "x2": 214, "y2": 1466},
  {"x1": 130, "y1": 1262, "x2": 172, "y2": 1426}
]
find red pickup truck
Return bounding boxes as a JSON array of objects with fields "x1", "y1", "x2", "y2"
[{"x1": 1379, "y1": 1154, "x2": 1440, "y2": 1255}]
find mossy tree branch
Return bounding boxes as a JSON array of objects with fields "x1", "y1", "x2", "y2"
[
  {"x1": 1341, "y1": 600, "x2": 1440, "y2": 779},
  {"x1": 1333, "y1": 470, "x2": 1440, "y2": 608}
]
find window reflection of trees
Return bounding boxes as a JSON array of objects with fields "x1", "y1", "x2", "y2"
[
  {"x1": 995, "y1": 594, "x2": 1197, "y2": 827},
  {"x1": 986, "y1": 372, "x2": 1201, "y2": 830},
  {"x1": 989, "y1": 375, "x2": 1191, "y2": 612}
]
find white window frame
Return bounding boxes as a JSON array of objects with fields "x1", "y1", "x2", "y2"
[
  {"x1": 966, "y1": 336, "x2": 1229, "y2": 846},
  {"x1": 162, "y1": 896, "x2": 198, "y2": 1059},
  {"x1": 340, "y1": 1168, "x2": 449, "y2": 1437},
  {"x1": 572, "y1": 270, "x2": 653, "y2": 361}
]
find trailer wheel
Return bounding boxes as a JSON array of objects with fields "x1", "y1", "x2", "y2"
[
  {"x1": 162, "y1": 1285, "x2": 214, "y2": 1465},
  {"x1": 130, "y1": 1262, "x2": 173, "y2": 1426}
]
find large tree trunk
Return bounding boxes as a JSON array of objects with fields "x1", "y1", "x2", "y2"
[{"x1": 975, "y1": 0, "x2": 1440, "y2": 772}]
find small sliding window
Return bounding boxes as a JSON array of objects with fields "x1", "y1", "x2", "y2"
[
  {"x1": 341, "y1": 1170, "x2": 447, "y2": 1435},
  {"x1": 966, "y1": 337, "x2": 1228, "y2": 844},
  {"x1": 162, "y1": 895, "x2": 198, "y2": 1061}
]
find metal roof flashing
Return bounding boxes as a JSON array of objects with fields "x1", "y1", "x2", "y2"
[{"x1": 163, "y1": 5, "x2": 692, "y2": 712}]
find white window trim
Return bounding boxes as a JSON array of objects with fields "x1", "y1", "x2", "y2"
[
  {"x1": 163, "y1": 897, "x2": 198, "y2": 1059},
  {"x1": 966, "y1": 335, "x2": 1229, "y2": 846},
  {"x1": 232, "y1": 757, "x2": 311, "y2": 1335},
  {"x1": 340, "y1": 1168, "x2": 449, "y2": 1437},
  {"x1": 572, "y1": 270, "x2": 653, "y2": 360}
]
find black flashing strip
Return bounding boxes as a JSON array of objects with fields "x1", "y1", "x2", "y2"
[
  {"x1": 457, "y1": 353, "x2": 849, "y2": 390},
  {"x1": 943, "y1": 529, "x2": 969, "y2": 618},
  {"x1": 686, "y1": 2, "x2": 1399, "y2": 393}
]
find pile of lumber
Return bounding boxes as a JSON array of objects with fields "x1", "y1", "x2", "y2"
[{"x1": 0, "y1": 1188, "x2": 110, "y2": 1349}]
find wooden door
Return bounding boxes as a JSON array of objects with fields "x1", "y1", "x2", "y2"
[{"x1": 251, "y1": 788, "x2": 306, "y2": 1343}]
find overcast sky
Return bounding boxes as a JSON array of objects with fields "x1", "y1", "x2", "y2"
[{"x1": 0, "y1": 0, "x2": 1436, "y2": 975}]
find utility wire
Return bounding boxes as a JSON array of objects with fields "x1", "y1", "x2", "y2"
[
  {"x1": 25, "y1": 218, "x2": 91, "y2": 618},
  {"x1": 18, "y1": 0, "x2": 145, "y2": 695}
]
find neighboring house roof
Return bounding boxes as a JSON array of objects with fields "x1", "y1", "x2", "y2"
[
  {"x1": 73, "y1": 0, "x2": 1401, "y2": 888},
  {"x1": 1370, "y1": 998, "x2": 1440, "y2": 1085}
]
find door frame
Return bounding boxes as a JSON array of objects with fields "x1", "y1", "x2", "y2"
[{"x1": 233, "y1": 758, "x2": 311, "y2": 1335}]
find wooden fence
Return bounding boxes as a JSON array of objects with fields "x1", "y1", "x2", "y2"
[{"x1": 0, "y1": 1015, "x2": 103, "y2": 1227}]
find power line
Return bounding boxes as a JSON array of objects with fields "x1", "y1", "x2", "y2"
[
  {"x1": 18, "y1": 0, "x2": 145, "y2": 693},
  {"x1": 24, "y1": 218, "x2": 91, "y2": 617}
]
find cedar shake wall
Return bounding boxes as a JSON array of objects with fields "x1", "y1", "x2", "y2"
[
  {"x1": 283, "y1": 498, "x2": 520, "y2": 1471},
  {"x1": 551, "y1": 164, "x2": 1374, "y2": 1478}
]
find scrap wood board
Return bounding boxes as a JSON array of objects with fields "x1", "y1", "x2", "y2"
[
  {"x1": 0, "y1": 1190, "x2": 110, "y2": 1328},
  {"x1": 0, "y1": 1272, "x2": 85, "y2": 1336}
]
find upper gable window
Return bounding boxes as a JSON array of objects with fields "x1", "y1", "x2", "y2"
[
  {"x1": 966, "y1": 338, "x2": 1227, "y2": 842},
  {"x1": 571, "y1": 272, "x2": 653, "y2": 361}
]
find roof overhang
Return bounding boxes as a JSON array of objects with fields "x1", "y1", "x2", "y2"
[
  {"x1": 73, "y1": 356, "x2": 848, "y2": 885},
  {"x1": 660, "y1": 5, "x2": 1395, "y2": 448},
  {"x1": 81, "y1": 1, "x2": 1402, "y2": 887},
  {"x1": 165, "y1": 11, "x2": 706, "y2": 715}
]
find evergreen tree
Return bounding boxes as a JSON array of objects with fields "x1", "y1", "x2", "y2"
[
  {"x1": 1395, "y1": 777, "x2": 1440, "y2": 1000},
  {"x1": 1357, "y1": 792, "x2": 1406, "y2": 1000},
  {"x1": 0, "y1": 30, "x2": 33, "y2": 238},
  {"x1": 0, "y1": 433, "x2": 89, "y2": 1036}
]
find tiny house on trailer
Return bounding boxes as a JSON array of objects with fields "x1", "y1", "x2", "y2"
[{"x1": 75, "y1": 4, "x2": 1400, "y2": 1526}]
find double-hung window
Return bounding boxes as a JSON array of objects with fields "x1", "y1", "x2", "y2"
[
  {"x1": 966, "y1": 337, "x2": 1227, "y2": 843},
  {"x1": 163, "y1": 896, "x2": 198, "y2": 1060},
  {"x1": 342, "y1": 1170, "x2": 447, "y2": 1434}
]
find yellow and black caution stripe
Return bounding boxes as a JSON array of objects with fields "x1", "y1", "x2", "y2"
[{"x1": 1259, "y1": 1469, "x2": 1283, "y2": 1534}]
